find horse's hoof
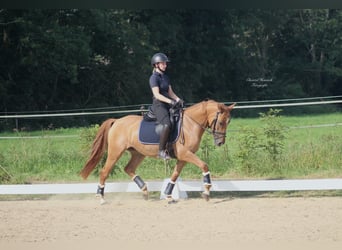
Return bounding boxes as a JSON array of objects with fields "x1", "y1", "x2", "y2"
[
  {"x1": 167, "y1": 199, "x2": 178, "y2": 204},
  {"x1": 165, "y1": 195, "x2": 177, "y2": 204},
  {"x1": 100, "y1": 198, "x2": 107, "y2": 205},
  {"x1": 142, "y1": 191, "x2": 149, "y2": 200},
  {"x1": 141, "y1": 186, "x2": 149, "y2": 200},
  {"x1": 201, "y1": 192, "x2": 210, "y2": 201}
]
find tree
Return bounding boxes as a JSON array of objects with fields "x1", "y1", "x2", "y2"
[
  {"x1": 273, "y1": 9, "x2": 342, "y2": 97},
  {"x1": 1, "y1": 9, "x2": 341, "y2": 130}
]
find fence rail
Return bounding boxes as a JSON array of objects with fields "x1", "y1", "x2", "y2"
[
  {"x1": 233, "y1": 100, "x2": 342, "y2": 109},
  {"x1": 1, "y1": 99, "x2": 341, "y2": 119},
  {"x1": 0, "y1": 179, "x2": 341, "y2": 199}
]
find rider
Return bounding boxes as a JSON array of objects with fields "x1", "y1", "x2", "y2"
[{"x1": 149, "y1": 52, "x2": 183, "y2": 160}]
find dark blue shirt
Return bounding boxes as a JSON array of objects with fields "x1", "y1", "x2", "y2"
[{"x1": 149, "y1": 71, "x2": 171, "y2": 98}]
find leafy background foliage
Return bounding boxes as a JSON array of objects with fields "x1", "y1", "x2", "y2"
[{"x1": 0, "y1": 9, "x2": 341, "y2": 130}]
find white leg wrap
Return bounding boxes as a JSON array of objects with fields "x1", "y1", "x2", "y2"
[{"x1": 203, "y1": 171, "x2": 212, "y2": 186}]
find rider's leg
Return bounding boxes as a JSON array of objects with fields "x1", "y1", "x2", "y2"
[
  {"x1": 158, "y1": 124, "x2": 171, "y2": 160},
  {"x1": 153, "y1": 100, "x2": 172, "y2": 160}
]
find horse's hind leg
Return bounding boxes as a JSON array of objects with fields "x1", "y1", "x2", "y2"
[
  {"x1": 97, "y1": 149, "x2": 124, "y2": 204},
  {"x1": 124, "y1": 150, "x2": 147, "y2": 199}
]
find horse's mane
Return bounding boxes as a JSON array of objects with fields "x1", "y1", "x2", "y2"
[{"x1": 184, "y1": 99, "x2": 214, "y2": 113}]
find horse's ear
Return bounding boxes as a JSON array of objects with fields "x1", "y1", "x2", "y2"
[
  {"x1": 219, "y1": 102, "x2": 236, "y2": 112},
  {"x1": 218, "y1": 103, "x2": 226, "y2": 112},
  {"x1": 227, "y1": 103, "x2": 236, "y2": 111}
]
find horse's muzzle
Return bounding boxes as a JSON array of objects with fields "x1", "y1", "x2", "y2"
[
  {"x1": 213, "y1": 132, "x2": 226, "y2": 146},
  {"x1": 215, "y1": 138, "x2": 225, "y2": 147}
]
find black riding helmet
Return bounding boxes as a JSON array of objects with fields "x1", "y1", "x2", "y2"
[{"x1": 151, "y1": 53, "x2": 170, "y2": 66}]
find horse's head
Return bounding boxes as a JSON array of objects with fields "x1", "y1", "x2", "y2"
[{"x1": 207, "y1": 101, "x2": 235, "y2": 146}]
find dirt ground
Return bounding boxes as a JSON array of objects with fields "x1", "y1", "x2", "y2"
[{"x1": 0, "y1": 194, "x2": 341, "y2": 250}]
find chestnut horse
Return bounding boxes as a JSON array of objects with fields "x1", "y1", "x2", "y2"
[{"x1": 80, "y1": 99, "x2": 235, "y2": 203}]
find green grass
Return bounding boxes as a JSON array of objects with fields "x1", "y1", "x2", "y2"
[
  {"x1": 0, "y1": 113, "x2": 341, "y2": 184},
  {"x1": 0, "y1": 130, "x2": 84, "y2": 183},
  {"x1": 206, "y1": 112, "x2": 342, "y2": 179}
]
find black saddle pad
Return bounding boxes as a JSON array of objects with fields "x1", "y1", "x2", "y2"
[{"x1": 138, "y1": 120, "x2": 181, "y2": 145}]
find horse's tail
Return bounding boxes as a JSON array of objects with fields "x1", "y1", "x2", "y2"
[{"x1": 80, "y1": 118, "x2": 116, "y2": 179}]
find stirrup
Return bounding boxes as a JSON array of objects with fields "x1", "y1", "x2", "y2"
[{"x1": 158, "y1": 150, "x2": 171, "y2": 160}]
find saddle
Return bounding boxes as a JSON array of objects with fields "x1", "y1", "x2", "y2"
[{"x1": 138, "y1": 106, "x2": 183, "y2": 146}]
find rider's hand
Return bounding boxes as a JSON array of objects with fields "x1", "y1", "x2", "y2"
[
  {"x1": 170, "y1": 99, "x2": 178, "y2": 108},
  {"x1": 177, "y1": 98, "x2": 185, "y2": 108}
]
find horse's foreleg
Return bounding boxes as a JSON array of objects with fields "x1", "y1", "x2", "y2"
[
  {"x1": 124, "y1": 151, "x2": 147, "y2": 199},
  {"x1": 164, "y1": 161, "x2": 186, "y2": 201},
  {"x1": 202, "y1": 171, "x2": 212, "y2": 201},
  {"x1": 178, "y1": 151, "x2": 212, "y2": 201}
]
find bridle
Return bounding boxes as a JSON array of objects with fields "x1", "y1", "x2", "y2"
[
  {"x1": 208, "y1": 112, "x2": 227, "y2": 139},
  {"x1": 185, "y1": 111, "x2": 227, "y2": 139}
]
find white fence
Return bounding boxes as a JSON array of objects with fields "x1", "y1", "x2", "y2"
[{"x1": 1, "y1": 179, "x2": 342, "y2": 199}]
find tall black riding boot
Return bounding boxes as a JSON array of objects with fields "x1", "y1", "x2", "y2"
[{"x1": 158, "y1": 124, "x2": 171, "y2": 160}]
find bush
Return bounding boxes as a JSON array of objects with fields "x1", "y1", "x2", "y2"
[
  {"x1": 259, "y1": 109, "x2": 287, "y2": 162},
  {"x1": 236, "y1": 126, "x2": 263, "y2": 174},
  {"x1": 235, "y1": 109, "x2": 287, "y2": 175}
]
